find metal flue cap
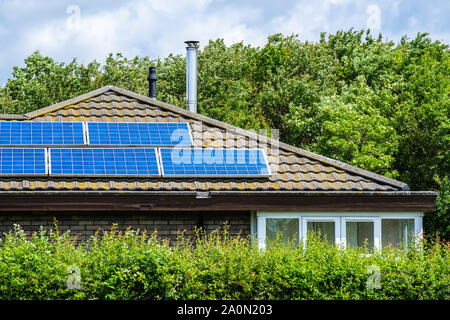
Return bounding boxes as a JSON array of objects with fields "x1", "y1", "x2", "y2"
[{"x1": 185, "y1": 40, "x2": 200, "y2": 48}]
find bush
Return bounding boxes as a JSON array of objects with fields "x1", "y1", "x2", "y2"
[{"x1": 0, "y1": 224, "x2": 448, "y2": 300}]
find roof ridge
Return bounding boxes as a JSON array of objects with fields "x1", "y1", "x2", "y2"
[{"x1": 0, "y1": 85, "x2": 409, "y2": 191}]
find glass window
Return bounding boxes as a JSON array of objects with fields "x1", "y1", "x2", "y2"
[
  {"x1": 307, "y1": 221, "x2": 335, "y2": 244},
  {"x1": 382, "y1": 219, "x2": 414, "y2": 248},
  {"x1": 346, "y1": 221, "x2": 374, "y2": 249},
  {"x1": 266, "y1": 218, "x2": 299, "y2": 244}
]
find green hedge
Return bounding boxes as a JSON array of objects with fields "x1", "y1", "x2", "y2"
[{"x1": 0, "y1": 224, "x2": 448, "y2": 300}]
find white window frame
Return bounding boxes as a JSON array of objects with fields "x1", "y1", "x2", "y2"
[
  {"x1": 256, "y1": 212, "x2": 423, "y2": 249},
  {"x1": 380, "y1": 216, "x2": 423, "y2": 248},
  {"x1": 257, "y1": 213, "x2": 302, "y2": 249}
]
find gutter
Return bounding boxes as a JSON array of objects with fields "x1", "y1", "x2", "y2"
[{"x1": 0, "y1": 190, "x2": 438, "y2": 196}]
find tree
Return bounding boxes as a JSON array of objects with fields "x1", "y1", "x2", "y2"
[
  {"x1": 392, "y1": 34, "x2": 449, "y2": 190},
  {"x1": 0, "y1": 30, "x2": 448, "y2": 238}
]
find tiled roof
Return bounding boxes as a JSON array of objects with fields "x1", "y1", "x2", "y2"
[{"x1": 0, "y1": 86, "x2": 409, "y2": 193}]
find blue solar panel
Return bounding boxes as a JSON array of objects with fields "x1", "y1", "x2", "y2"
[
  {"x1": 0, "y1": 122, "x2": 85, "y2": 145},
  {"x1": 87, "y1": 122, "x2": 192, "y2": 146},
  {"x1": 49, "y1": 148, "x2": 160, "y2": 176},
  {"x1": 159, "y1": 148, "x2": 270, "y2": 177},
  {"x1": 0, "y1": 148, "x2": 46, "y2": 175}
]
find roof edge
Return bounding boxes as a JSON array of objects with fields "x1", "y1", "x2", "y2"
[
  {"x1": 0, "y1": 190, "x2": 437, "y2": 196},
  {"x1": 0, "y1": 114, "x2": 29, "y2": 120}
]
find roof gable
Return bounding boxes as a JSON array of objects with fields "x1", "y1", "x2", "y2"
[{"x1": 0, "y1": 85, "x2": 409, "y2": 192}]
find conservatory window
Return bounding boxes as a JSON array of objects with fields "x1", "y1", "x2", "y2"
[
  {"x1": 381, "y1": 219, "x2": 415, "y2": 248},
  {"x1": 303, "y1": 217, "x2": 341, "y2": 245},
  {"x1": 346, "y1": 221, "x2": 375, "y2": 249},
  {"x1": 265, "y1": 218, "x2": 299, "y2": 244},
  {"x1": 307, "y1": 221, "x2": 335, "y2": 244},
  {"x1": 255, "y1": 213, "x2": 421, "y2": 250}
]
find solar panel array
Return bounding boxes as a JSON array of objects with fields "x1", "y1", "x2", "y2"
[
  {"x1": 0, "y1": 122, "x2": 271, "y2": 178},
  {"x1": 0, "y1": 122, "x2": 84, "y2": 145},
  {"x1": 50, "y1": 148, "x2": 159, "y2": 176},
  {"x1": 160, "y1": 148, "x2": 270, "y2": 177},
  {"x1": 0, "y1": 148, "x2": 46, "y2": 175},
  {"x1": 88, "y1": 122, "x2": 192, "y2": 146}
]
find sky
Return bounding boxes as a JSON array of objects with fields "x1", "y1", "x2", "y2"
[{"x1": 0, "y1": 0, "x2": 448, "y2": 85}]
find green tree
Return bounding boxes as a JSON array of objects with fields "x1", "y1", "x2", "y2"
[
  {"x1": 3, "y1": 52, "x2": 101, "y2": 114},
  {"x1": 286, "y1": 77, "x2": 400, "y2": 178},
  {"x1": 424, "y1": 176, "x2": 450, "y2": 240},
  {"x1": 392, "y1": 34, "x2": 449, "y2": 190},
  {"x1": 0, "y1": 30, "x2": 448, "y2": 238}
]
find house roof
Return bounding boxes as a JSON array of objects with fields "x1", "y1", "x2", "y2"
[{"x1": 0, "y1": 85, "x2": 410, "y2": 194}]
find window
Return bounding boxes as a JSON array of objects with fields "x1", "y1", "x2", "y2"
[
  {"x1": 341, "y1": 217, "x2": 380, "y2": 250},
  {"x1": 303, "y1": 217, "x2": 341, "y2": 245},
  {"x1": 255, "y1": 213, "x2": 422, "y2": 250},
  {"x1": 382, "y1": 219, "x2": 415, "y2": 248},
  {"x1": 307, "y1": 221, "x2": 335, "y2": 244},
  {"x1": 266, "y1": 218, "x2": 299, "y2": 244},
  {"x1": 346, "y1": 221, "x2": 374, "y2": 249}
]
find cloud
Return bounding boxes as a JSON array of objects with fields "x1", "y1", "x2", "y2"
[
  {"x1": 15, "y1": 0, "x2": 266, "y2": 64},
  {"x1": 0, "y1": 0, "x2": 448, "y2": 85}
]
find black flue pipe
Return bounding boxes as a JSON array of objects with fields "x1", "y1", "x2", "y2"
[{"x1": 147, "y1": 67, "x2": 157, "y2": 99}]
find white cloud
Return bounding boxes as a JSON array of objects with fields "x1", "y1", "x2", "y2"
[
  {"x1": 19, "y1": 0, "x2": 266, "y2": 64},
  {"x1": 267, "y1": 1, "x2": 361, "y2": 41},
  {"x1": 0, "y1": 0, "x2": 448, "y2": 84}
]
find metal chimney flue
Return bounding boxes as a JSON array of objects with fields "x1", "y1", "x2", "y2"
[
  {"x1": 148, "y1": 67, "x2": 157, "y2": 99},
  {"x1": 185, "y1": 40, "x2": 199, "y2": 113}
]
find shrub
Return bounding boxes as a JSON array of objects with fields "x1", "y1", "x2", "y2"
[{"x1": 0, "y1": 225, "x2": 448, "y2": 300}]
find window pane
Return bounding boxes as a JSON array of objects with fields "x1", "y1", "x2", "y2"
[
  {"x1": 266, "y1": 218, "x2": 299, "y2": 244},
  {"x1": 382, "y1": 219, "x2": 415, "y2": 248},
  {"x1": 346, "y1": 221, "x2": 374, "y2": 249},
  {"x1": 307, "y1": 221, "x2": 335, "y2": 244}
]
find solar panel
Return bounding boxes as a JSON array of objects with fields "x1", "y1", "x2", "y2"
[
  {"x1": 159, "y1": 148, "x2": 271, "y2": 177},
  {"x1": 0, "y1": 122, "x2": 85, "y2": 145},
  {"x1": 49, "y1": 148, "x2": 160, "y2": 176},
  {"x1": 0, "y1": 148, "x2": 47, "y2": 175},
  {"x1": 87, "y1": 122, "x2": 193, "y2": 146}
]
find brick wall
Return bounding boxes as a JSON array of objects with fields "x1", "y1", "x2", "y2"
[{"x1": 0, "y1": 211, "x2": 251, "y2": 245}]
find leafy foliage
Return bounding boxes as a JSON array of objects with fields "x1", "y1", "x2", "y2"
[
  {"x1": 0, "y1": 225, "x2": 448, "y2": 300},
  {"x1": 0, "y1": 29, "x2": 448, "y2": 237}
]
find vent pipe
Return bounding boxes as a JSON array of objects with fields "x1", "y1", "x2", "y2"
[
  {"x1": 185, "y1": 40, "x2": 199, "y2": 113},
  {"x1": 147, "y1": 67, "x2": 157, "y2": 99}
]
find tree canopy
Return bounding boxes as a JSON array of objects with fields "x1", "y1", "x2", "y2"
[{"x1": 0, "y1": 29, "x2": 448, "y2": 238}]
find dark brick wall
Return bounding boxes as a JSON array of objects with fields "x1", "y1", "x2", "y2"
[{"x1": 0, "y1": 211, "x2": 251, "y2": 245}]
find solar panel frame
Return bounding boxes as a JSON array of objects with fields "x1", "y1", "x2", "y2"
[
  {"x1": 0, "y1": 122, "x2": 86, "y2": 146},
  {"x1": 48, "y1": 147, "x2": 161, "y2": 177},
  {"x1": 0, "y1": 148, "x2": 47, "y2": 177},
  {"x1": 86, "y1": 122, "x2": 194, "y2": 147},
  {"x1": 159, "y1": 148, "x2": 272, "y2": 178},
  {"x1": 82, "y1": 122, "x2": 89, "y2": 145}
]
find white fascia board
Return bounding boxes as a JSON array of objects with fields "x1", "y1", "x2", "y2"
[{"x1": 256, "y1": 211, "x2": 424, "y2": 218}]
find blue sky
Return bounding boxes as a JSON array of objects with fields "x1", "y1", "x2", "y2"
[{"x1": 0, "y1": 0, "x2": 448, "y2": 85}]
